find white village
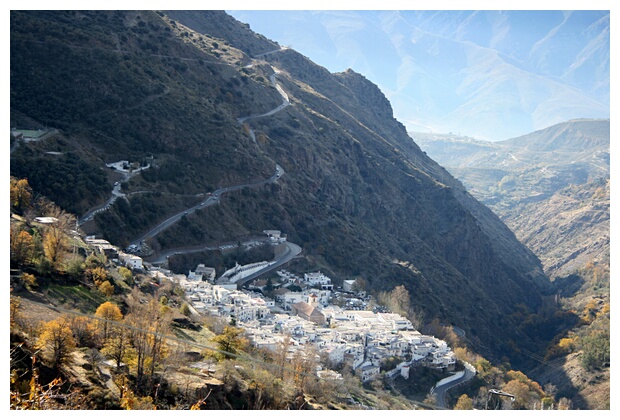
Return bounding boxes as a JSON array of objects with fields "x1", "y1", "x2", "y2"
[{"x1": 86, "y1": 231, "x2": 458, "y2": 385}]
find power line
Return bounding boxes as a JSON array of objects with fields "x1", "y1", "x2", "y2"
[
  {"x1": 14, "y1": 298, "x2": 442, "y2": 410},
  {"x1": 19, "y1": 299, "x2": 285, "y2": 372}
]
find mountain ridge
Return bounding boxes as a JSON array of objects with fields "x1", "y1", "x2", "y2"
[{"x1": 228, "y1": 10, "x2": 609, "y2": 141}]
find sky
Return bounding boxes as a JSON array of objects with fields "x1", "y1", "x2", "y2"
[{"x1": 226, "y1": 8, "x2": 610, "y2": 141}]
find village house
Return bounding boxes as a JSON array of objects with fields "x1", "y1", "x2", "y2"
[
  {"x1": 342, "y1": 279, "x2": 357, "y2": 292},
  {"x1": 272, "y1": 287, "x2": 290, "y2": 303},
  {"x1": 263, "y1": 229, "x2": 286, "y2": 243},
  {"x1": 187, "y1": 265, "x2": 216, "y2": 283},
  {"x1": 245, "y1": 291, "x2": 275, "y2": 308},
  {"x1": 282, "y1": 291, "x2": 305, "y2": 310},
  {"x1": 344, "y1": 345, "x2": 366, "y2": 370},
  {"x1": 428, "y1": 349, "x2": 457, "y2": 371},
  {"x1": 247, "y1": 330, "x2": 284, "y2": 351},
  {"x1": 309, "y1": 288, "x2": 331, "y2": 306},
  {"x1": 106, "y1": 160, "x2": 130, "y2": 172},
  {"x1": 304, "y1": 271, "x2": 333, "y2": 290},
  {"x1": 150, "y1": 270, "x2": 172, "y2": 283},
  {"x1": 378, "y1": 312, "x2": 414, "y2": 331},
  {"x1": 11, "y1": 131, "x2": 24, "y2": 141},
  {"x1": 194, "y1": 264, "x2": 216, "y2": 282},
  {"x1": 234, "y1": 302, "x2": 270, "y2": 323},
  {"x1": 84, "y1": 237, "x2": 119, "y2": 260},
  {"x1": 118, "y1": 251, "x2": 143, "y2": 270},
  {"x1": 281, "y1": 289, "x2": 331, "y2": 311},
  {"x1": 186, "y1": 270, "x2": 203, "y2": 282},
  {"x1": 322, "y1": 343, "x2": 347, "y2": 365},
  {"x1": 316, "y1": 367, "x2": 343, "y2": 381},
  {"x1": 358, "y1": 363, "x2": 380, "y2": 382},
  {"x1": 151, "y1": 266, "x2": 172, "y2": 277},
  {"x1": 249, "y1": 278, "x2": 269, "y2": 292}
]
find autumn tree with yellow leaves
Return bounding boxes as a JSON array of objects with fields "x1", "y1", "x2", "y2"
[
  {"x1": 69, "y1": 316, "x2": 98, "y2": 348},
  {"x1": 10, "y1": 177, "x2": 32, "y2": 212},
  {"x1": 36, "y1": 316, "x2": 76, "y2": 369},
  {"x1": 98, "y1": 280, "x2": 115, "y2": 297},
  {"x1": 125, "y1": 289, "x2": 172, "y2": 388},
  {"x1": 95, "y1": 301, "x2": 123, "y2": 342},
  {"x1": 88, "y1": 266, "x2": 109, "y2": 287},
  {"x1": 102, "y1": 327, "x2": 135, "y2": 369},
  {"x1": 454, "y1": 394, "x2": 473, "y2": 410},
  {"x1": 10, "y1": 225, "x2": 35, "y2": 266},
  {"x1": 211, "y1": 326, "x2": 248, "y2": 360}
]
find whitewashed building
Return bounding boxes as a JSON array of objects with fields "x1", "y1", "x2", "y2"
[
  {"x1": 304, "y1": 271, "x2": 332, "y2": 288},
  {"x1": 118, "y1": 252, "x2": 143, "y2": 270}
]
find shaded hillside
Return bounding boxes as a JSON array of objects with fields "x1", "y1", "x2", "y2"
[
  {"x1": 11, "y1": 10, "x2": 552, "y2": 364},
  {"x1": 413, "y1": 119, "x2": 610, "y2": 279},
  {"x1": 164, "y1": 10, "x2": 279, "y2": 57},
  {"x1": 413, "y1": 120, "x2": 610, "y2": 406}
]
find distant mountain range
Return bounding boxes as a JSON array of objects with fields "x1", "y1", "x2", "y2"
[
  {"x1": 228, "y1": 10, "x2": 609, "y2": 141},
  {"x1": 413, "y1": 118, "x2": 610, "y2": 279},
  {"x1": 412, "y1": 117, "x2": 611, "y2": 409}
]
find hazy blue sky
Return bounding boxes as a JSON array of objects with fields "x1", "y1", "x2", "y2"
[{"x1": 228, "y1": 9, "x2": 610, "y2": 140}]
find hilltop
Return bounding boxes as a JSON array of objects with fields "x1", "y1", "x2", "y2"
[{"x1": 229, "y1": 10, "x2": 610, "y2": 141}]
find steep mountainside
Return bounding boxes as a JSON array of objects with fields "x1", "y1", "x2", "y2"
[
  {"x1": 413, "y1": 119, "x2": 610, "y2": 278},
  {"x1": 413, "y1": 120, "x2": 610, "y2": 408},
  {"x1": 509, "y1": 178, "x2": 609, "y2": 280},
  {"x1": 11, "y1": 10, "x2": 553, "y2": 364}
]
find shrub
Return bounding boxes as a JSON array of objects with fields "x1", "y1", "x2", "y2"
[
  {"x1": 21, "y1": 273, "x2": 37, "y2": 288},
  {"x1": 180, "y1": 302, "x2": 192, "y2": 317},
  {"x1": 580, "y1": 331, "x2": 610, "y2": 370},
  {"x1": 98, "y1": 280, "x2": 114, "y2": 297}
]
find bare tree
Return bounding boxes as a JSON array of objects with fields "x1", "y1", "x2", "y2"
[{"x1": 125, "y1": 289, "x2": 172, "y2": 387}]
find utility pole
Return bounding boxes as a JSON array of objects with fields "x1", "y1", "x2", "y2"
[
  {"x1": 486, "y1": 389, "x2": 515, "y2": 410},
  {"x1": 73, "y1": 218, "x2": 78, "y2": 257}
]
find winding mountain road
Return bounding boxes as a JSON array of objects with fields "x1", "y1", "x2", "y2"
[
  {"x1": 237, "y1": 69, "x2": 289, "y2": 125},
  {"x1": 253, "y1": 46, "x2": 288, "y2": 59},
  {"x1": 432, "y1": 362, "x2": 477, "y2": 408},
  {"x1": 79, "y1": 177, "x2": 128, "y2": 225},
  {"x1": 88, "y1": 47, "x2": 296, "y2": 271},
  {"x1": 129, "y1": 164, "x2": 284, "y2": 247},
  {"x1": 78, "y1": 163, "x2": 151, "y2": 225}
]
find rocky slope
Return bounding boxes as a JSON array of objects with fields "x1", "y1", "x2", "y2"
[
  {"x1": 413, "y1": 120, "x2": 610, "y2": 408},
  {"x1": 413, "y1": 119, "x2": 610, "y2": 279},
  {"x1": 11, "y1": 10, "x2": 553, "y2": 363},
  {"x1": 510, "y1": 178, "x2": 609, "y2": 280}
]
